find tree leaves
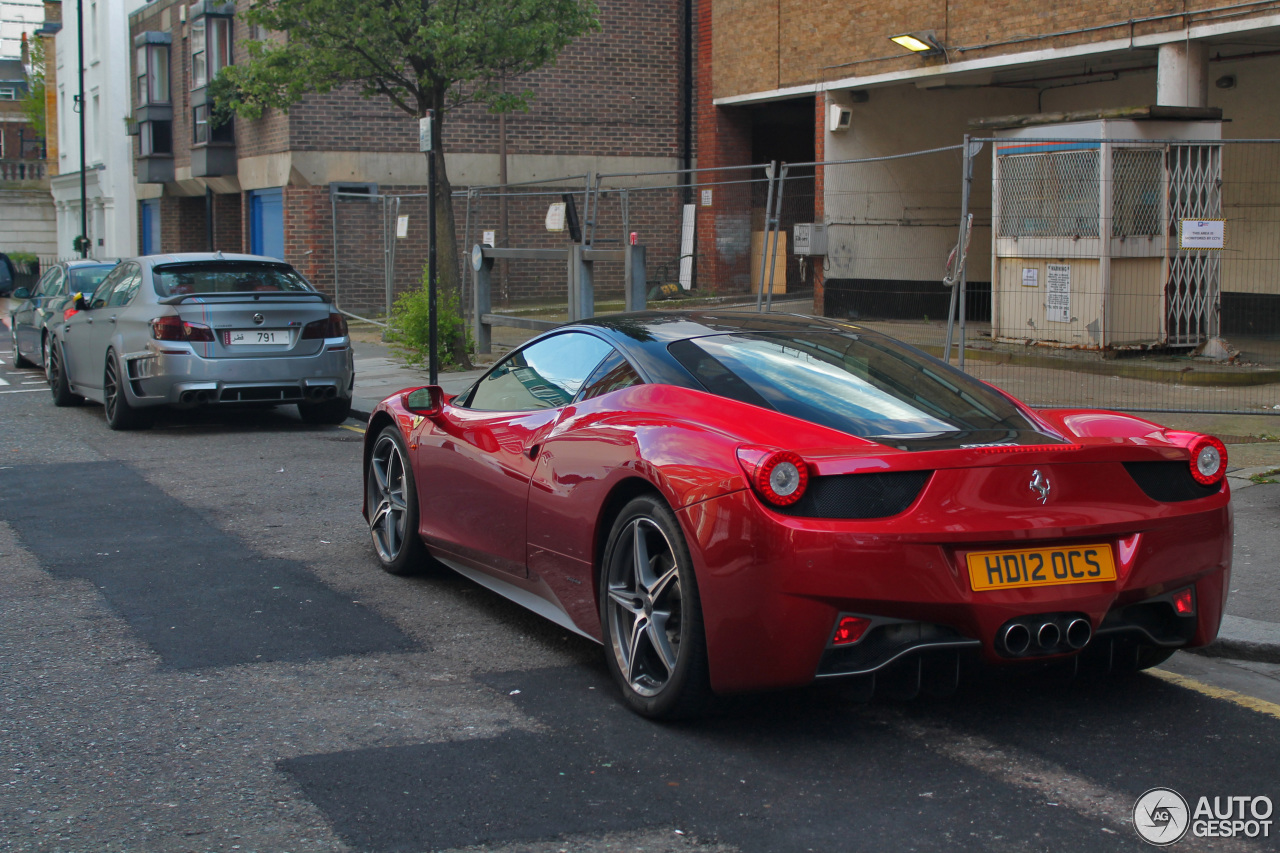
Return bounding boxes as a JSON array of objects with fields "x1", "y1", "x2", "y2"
[{"x1": 215, "y1": 0, "x2": 601, "y2": 122}]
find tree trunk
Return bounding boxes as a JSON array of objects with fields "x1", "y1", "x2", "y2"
[{"x1": 425, "y1": 105, "x2": 472, "y2": 370}]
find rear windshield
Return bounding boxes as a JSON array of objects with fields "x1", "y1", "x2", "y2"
[
  {"x1": 69, "y1": 267, "x2": 113, "y2": 294},
  {"x1": 669, "y1": 331, "x2": 1049, "y2": 444},
  {"x1": 152, "y1": 262, "x2": 314, "y2": 297}
]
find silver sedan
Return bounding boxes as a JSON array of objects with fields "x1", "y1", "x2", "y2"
[{"x1": 47, "y1": 253, "x2": 355, "y2": 429}]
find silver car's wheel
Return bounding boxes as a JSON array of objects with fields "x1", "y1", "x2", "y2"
[
  {"x1": 366, "y1": 426, "x2": 427, "y2": 574},
  {"x1": 48, "y1": 344, "x2": 82, "y2": 407},
  {"x1": 103, "y1": 351, "x2": 152, "y2": 430},
  {"x1": 11, "y1": 326, "x2": 35, "y2": 368},
  {"x1": 601, "y1": 496, "x2": 711, "y2": 718}
]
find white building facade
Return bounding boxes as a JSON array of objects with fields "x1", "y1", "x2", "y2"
[{"x1": 51, "y1": 0, "x2": 143, "y2": 258}]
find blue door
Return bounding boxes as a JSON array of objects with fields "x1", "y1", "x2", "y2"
[
  {"x1": 250, "y1": 188, "x2": 284, "y2": 260},
  {"x1": 140, "y1": 199, "x2": 161, "y2": 254}
]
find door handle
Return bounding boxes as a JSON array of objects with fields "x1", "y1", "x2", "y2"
[{"x1": 109, "y1": 315, "x2": 118, "y2": 323}]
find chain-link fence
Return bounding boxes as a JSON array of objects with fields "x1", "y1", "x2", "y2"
[
  {"x1": 961, "y1": 136, "x2": 1280, "y2": 415},
  {"x1": 778, "y1": 145, "x2": 969, "y2": 356}
]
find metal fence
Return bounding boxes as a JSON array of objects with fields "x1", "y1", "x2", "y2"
[
  {"x1": 955, "y1": 136, "x2": 1280, "y2": 415},
  {"x1": 328, "y1": 135, "x2": 1280, "y2": 416}
]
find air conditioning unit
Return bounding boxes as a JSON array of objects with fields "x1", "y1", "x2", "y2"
[{"x1": 793, "y1": 223, "x2": 828, "y2": 256}]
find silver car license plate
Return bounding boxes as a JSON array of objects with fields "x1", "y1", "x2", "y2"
[{"x1": 224, "y1": 329, "x2": 289, "y2": 346}]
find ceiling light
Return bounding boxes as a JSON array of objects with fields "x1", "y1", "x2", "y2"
[{"x1": 890, "y1": 31, "x2": 944, "y2": 57}]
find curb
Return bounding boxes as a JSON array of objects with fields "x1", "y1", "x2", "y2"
[{"x1": 1187, "y1": 615, "x2": 1280, "y2": 665}]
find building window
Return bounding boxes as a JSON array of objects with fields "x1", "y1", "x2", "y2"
[
  {"x1": 193, "y1": 104, "x2": 233, "y2": 145},
  {"x1": 0, "y1": 87, "x2": 16, "y2": 100},
  {"x1": 140, "y1": 120, "x2": 172, "y2": 155},
  {"x1": 190, "y1": 15, "x2": 231, "y2": 90},
  {"x1": 136, "y1": 44, "x2": 170, "y2": 106}
]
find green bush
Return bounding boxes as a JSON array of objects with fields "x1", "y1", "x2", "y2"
[
  {"x1": 385, "y1": 272, "x2": 473, "y2": 369},
  {"x1": 8, "y1": 251, "x2": 38, "y2": 271}
]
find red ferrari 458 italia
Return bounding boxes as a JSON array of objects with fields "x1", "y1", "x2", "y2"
[{"x1": 362, "y1": 312, "x2": 1231, "y2": 718}]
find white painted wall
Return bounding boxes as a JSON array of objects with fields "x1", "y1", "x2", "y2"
[
  {"x1": 52, "y1": 0, "x2": 146, "y2": 258},
  {"x1": 0, "y1": 190, "x2": 57, "y2": 254},
  {"x1": 822, "y1": 85, "x2": 1034, "y2": 284}
]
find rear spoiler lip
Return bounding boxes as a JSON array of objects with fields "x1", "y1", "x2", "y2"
[{"x1": 158, "y1": 291, "x2": 332, "y2": 306}]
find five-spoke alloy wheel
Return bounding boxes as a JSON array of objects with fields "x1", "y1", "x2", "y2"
[
  {"x1": 366, "y1": 425, "x2": 427, "y2": 574},
  {"x1": 600, "y1": 495, "x2": 711, "y2": 719}
]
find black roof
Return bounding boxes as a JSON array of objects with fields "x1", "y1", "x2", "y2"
[{"x1": 567, "y1": 310, "x2": 881, "y2": 390}]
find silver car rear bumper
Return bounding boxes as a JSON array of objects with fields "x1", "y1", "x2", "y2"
[{"x1": 124, "y1": 344, "x2": 354, "y2": 407}]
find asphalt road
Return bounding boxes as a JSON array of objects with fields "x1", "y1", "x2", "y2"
[{"x1": 2, "y1": 343, "x2": 1279, "y2": 853}]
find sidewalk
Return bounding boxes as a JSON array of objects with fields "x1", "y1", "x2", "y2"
[{"x1": 348, "y1": 337, "x2": 1280, "y2": 665}]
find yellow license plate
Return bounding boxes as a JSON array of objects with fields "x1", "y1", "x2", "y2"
[{"x1": 967, "y1": 544, "x2": 1117, "y2": 592}]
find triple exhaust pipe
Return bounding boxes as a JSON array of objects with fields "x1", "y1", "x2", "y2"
[{"x1": 998, "y1": 615, "x2": 1092, "y2": 657}]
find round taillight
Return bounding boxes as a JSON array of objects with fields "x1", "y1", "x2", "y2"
[
  {"x1": 754, "y1": 450, "x2": 809, "y2": 507},
  {"x1": 1188, "y1": 435, "x2": 1227, "y2": 485}
]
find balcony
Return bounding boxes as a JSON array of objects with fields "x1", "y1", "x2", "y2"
[{"x1": 0, "y1": 159, "x2": 49, "y2": 189}]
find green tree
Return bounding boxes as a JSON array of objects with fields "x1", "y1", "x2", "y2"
[
  {"x1": 212, "y1": 0, "x2": 601, "y2": 367},
  {"x1": 19, "y1": 35, "x2": 46, "y2": 140}
]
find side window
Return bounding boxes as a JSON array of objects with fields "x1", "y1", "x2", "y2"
[
  {"x1": 90, "y1": 266, "x2": 129, "y2": 309},
  {"x1": 578, "y1": 350, "x2": 643, "y2": 402},
  {"x1": 467, "y1": 332, "x2": 613, "y2": 412},
  {"x1": 37, "y1": 268, "x2": 64, "y2": 298},
  {"x1": 107, "y1": 267, "x2": 142, "y2": 307}
]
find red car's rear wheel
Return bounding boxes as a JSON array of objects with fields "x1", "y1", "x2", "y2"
[{"x1": 600, "y1": 495, "x2": 711, "y2": 719}]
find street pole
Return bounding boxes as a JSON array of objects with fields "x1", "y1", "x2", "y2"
[
  {"x1": 76, "y1": 0, "x2": 87, "y2": 257},
  {"x1": 422, "y1": 110, "x2": 438, "y2": 385}
]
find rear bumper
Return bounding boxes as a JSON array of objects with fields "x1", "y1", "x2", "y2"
[
  {"x1": 679, "y1": 488, "x2": 1232, "y2": 694},
  {"x1": 122, "y1": 343, "x2": 354, "y2": 407}
]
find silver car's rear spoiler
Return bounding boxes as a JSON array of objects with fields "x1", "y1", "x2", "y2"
[{"x1": 158, "y1": 291, "x2": 333, "y2": 306}]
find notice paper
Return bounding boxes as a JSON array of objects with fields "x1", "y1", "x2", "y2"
[{"x1": 1046, "y1": 263, "x2": 1070, "y2": 323}]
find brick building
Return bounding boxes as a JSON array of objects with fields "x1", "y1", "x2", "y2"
[
  {"x1": 127, "y1": 0, "x2": 694, "y2": 314},
  {"x1": 699, "y1": 1, "x2": 1280, "y2": 336}
]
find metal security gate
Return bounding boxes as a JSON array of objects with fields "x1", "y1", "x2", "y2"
[{"x1": 1166, "y1": 144, "x2": 1223, "y2": 345}]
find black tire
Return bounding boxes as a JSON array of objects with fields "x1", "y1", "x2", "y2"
[
  {"x1": 599, "y1": 494, "x2": 712, "y2": 719},
  {"x1": 365, "y1": 425, "x2": 429, "y2": 575},
  {"x1": 48, "y1": 343, "x2": 83, "y2": 407},
  {"x1": 11, "y1": 326, "x2": 35, "y2": 368},
  {"x1": 103, "y1": 350, "x2": 153, "y2": 430},
  {"x1": 298, "y1": 396, "x2": 352, "y2": 425}
]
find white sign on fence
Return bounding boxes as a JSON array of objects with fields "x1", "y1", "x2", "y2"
[
  {"x1": 701, "y1": 189, "x2": 713, "y2": 207},
  {"x1": 1179, "y1": 218, "x2": 1226, "y2": 250},
  {"x1": 482, "y1": 230, "x2": 496, "y2": 247},
  {"x1": 545, "y1": 202, "x2": 566, "y2": 232},
  {"x1": 1046, "y1": 263, "x2": 1071, "y2": 322},
  {"x1": 1022, "y1": 268, "x2": 1039, "y2": 288},
  {"x1": 396, "y1": 215, "x2": 409, "y2": 238}
]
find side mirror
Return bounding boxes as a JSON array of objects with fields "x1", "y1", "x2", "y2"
[
  {"x1": 74, "y1": 293, "x2": 90, "y2": 312},
  {"x1": 13, "y1": 287, "x2": 30, "y2": 300},
  {"x1": 402, "y1": 385, "x2": 445, "y2": 416}
]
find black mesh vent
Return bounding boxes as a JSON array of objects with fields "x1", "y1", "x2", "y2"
[
  {"x1": 1123, "y1": 461, "x2": 1222, "y2": 502},
  {"x1": 776, "y1": 470, "x2": 932, "y2": 519}
]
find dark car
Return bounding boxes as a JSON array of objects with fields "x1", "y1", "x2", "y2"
[
  {"x1": 0, "y1": 253, "x2": 15, "y2": 297},
  {"x1": 9, "y1": 259, "x2": 117, "y2": 371}
]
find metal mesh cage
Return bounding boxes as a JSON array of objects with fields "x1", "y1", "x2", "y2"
[
  {"x1": 1112, "y1": 148, "x2": 1164, "y2": 237},
  {"x1": 997, "y1": 150, "x2": 1100, "y2": 237}
]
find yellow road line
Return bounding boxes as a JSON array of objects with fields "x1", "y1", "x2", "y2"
[
  {"x1": 341, "y1": 424, "x2": 366, "y2": 434},
  {"x1": 1149, "y1": 668, "x2": 1280, "y2": 720}
]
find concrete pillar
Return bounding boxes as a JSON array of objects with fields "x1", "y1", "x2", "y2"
[{"x1": 1157, "y1": 42, "x2": 1209, "y2": 108}]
